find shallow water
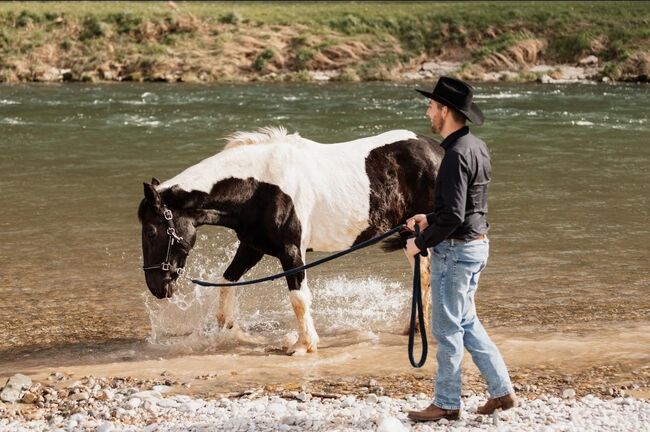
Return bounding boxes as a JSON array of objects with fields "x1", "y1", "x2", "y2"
[{"x1": 1, "y1": 82, "x2": 649, "y2": 377}]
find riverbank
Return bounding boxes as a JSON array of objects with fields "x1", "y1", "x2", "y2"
[
  {"x1": 2, "y1": 326, "x2": 650, "y2": 430},
  {"x1": 1, "y1": 2, "x2": 649, "y2": 84},
  {"x1": 2, "y1": 372, "x2": 649, "y2": 431}
]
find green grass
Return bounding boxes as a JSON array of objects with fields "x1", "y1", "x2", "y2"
[{"x1": 1, "y1": 1, "x2": 649, "y2": 83}]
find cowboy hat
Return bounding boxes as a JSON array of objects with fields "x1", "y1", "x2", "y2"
[{"x1": 416, "y1": 76, "x2": 484, "y2": 125}]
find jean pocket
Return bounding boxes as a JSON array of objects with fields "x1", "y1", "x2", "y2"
[{"x1": 452, "y1": 242, "x2": 488, "y2": 264}]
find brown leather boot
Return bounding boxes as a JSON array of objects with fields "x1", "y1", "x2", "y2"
[
  {"x1": 477, "y1": 393, "x2": 518, "y2": 415},
  {"x1": 407, "y1": 403, "x2": 461, "y2": 422}
]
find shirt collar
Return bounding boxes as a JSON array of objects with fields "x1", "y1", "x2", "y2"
[{"x1": 440, "y1": 126, "x2": 469, "y2": 150}]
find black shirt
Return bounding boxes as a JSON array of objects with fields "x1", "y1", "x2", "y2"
[{"x1": 414, "y1": 126, "x2": 491, "y2": 250}]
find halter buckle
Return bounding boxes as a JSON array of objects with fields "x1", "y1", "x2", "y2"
[
  {"x1": 161, "y1": 263, "x2": 171, "y2": 271},
  {"x1": 176, "y1": 267, "x2": 185, "y2": 276},
  {"x1": 163, "y1": 209, "x2": 173, "y2": 221}
]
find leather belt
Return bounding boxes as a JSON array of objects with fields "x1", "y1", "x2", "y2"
[{"x1": 447, "y1": 234, "x2": 487, "y2": 245}]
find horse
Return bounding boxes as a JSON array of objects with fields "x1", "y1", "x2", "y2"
[{"x1": 138, "y1": 126, "x2": 443, "y2": 355}]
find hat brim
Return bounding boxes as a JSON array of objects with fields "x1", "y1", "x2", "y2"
[{"x1": 416, "y1": 88, "x2": 484, "y2": 126}]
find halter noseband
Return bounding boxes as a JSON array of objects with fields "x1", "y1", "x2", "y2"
[{"x1": 142, "y1": 206, "x2": 190, "y2": 276}]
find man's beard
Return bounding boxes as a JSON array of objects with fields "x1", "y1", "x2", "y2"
[{"x1": 430, "y1": 117, "x2": 442, "y2": 134}]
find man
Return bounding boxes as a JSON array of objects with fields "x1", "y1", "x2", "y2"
[{"x1": 405, "y1": 77, "x2": 517, "y2": 422}]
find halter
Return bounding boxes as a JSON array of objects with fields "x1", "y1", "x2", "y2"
[{"x1": 142, "y1": 206, "x2": 190, "y2": 276}]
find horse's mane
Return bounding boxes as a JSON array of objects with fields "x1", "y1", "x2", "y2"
[{"x1": 224, "y1": 126, "x2": 300, "y2": 149}]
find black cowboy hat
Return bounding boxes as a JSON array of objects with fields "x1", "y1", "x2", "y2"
[{"x1": 416, "y1": 76, "x2": 484, "y2": 125}]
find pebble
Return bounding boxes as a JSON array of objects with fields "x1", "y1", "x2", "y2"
[
  {"x1": 561, "y1": 388, "x2": 576, "y2": 399},
  {"x1": 365, "y1": 393, "x2": 378, "y2": 404},
  {"x1": 97, "y1": 422, "x2": 114, "y2": 432},
  {"x1": 377, "y1": 416, "x2": 409, "y2": 432}
]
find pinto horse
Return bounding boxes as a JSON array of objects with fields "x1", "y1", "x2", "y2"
[{"x1": 138, "y1": 127, "x2": 443, "y2": 355}]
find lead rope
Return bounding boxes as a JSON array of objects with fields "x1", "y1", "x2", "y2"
[
  {"x1": 183, "y1": 222, "x2": 428, "y2": 367},
  {"x1": 189, "y1": 225, "x2": 405, "y2": 287},
  {"x1": 408, "y1": 225, "x2": 428, "y2": 368}
]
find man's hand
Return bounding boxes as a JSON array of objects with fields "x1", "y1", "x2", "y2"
[
  {"x1": 406, "y1": 237, "x2": 421, "y2": 257},
  {"x1": 406, "y1": 214, "x2": 429, "y2": 232}
]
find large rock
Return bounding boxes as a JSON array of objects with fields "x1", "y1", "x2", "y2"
[
  {"x1": 1, "y1": 374, "x2": 32, "y2": 403},
  {"x1": 0, "y1": 387, "x2": 21, "y2": 403},
  {"x1": 420, "y1": 61, "x2": 461, "y2": 76},
  {"x1": 579, "y1": 55, "x2": 599, "y2": 66}
]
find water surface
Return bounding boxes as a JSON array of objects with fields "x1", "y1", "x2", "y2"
[{"x1": 1, "y1": 82, "x2": 648, "y2": 374}]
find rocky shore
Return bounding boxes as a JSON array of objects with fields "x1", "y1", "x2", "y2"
[
  {"x1": 2, "y1": 369, "x2": 649, "y2": 431},
  {"x1": 11, "y1": 56, "x2": 650, "y2": 86}
]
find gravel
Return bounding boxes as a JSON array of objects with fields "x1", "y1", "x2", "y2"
[{"x1": 1, "y1": 374, "x2": 649, "y2": 432}]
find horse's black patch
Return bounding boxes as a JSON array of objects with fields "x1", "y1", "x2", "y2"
[
  {"x1": 144, "y1": 177, "x2": 305, "y2": 292},
  {"x1": 356, "y1": 135, "x2": 443, "y2": 248}
]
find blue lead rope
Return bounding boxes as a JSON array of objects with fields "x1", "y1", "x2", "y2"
[{"x1": 190, "y1": 223, "x2": 428, "y2": 367}]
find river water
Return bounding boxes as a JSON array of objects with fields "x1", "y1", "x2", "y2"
[{"x1": 1, "y1": 82, "x2": 649, "y2": 380}]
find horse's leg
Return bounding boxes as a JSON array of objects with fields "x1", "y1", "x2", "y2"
[
  {"x1": 279, "y1": 245, "x2": 319, "y2": 356},
  {"x1": 218, "y1": 243, "x2": 264, "y2": 330},
  {"x1": 402, "y1": 249, "x2": 431, "y2": 336}
]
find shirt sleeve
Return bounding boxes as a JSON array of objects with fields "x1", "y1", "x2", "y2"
[{"x1": 414, "y1": 150, "x2": 469, "y2": 250}]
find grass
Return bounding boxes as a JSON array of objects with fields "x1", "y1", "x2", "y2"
[{"x1": 1, "y1": 2, "x2": 649, "y2": 83}]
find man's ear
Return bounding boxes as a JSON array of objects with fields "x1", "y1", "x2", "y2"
[{"x1": 143, "y1": 182, "x2": 162, "y2": 208}]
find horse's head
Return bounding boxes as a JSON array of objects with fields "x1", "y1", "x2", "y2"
[{"x1": 138, "y1": 178, "x2": 198, "y2": 299}]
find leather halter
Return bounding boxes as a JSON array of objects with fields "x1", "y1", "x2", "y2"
[{"x1": 142, "y1": 206, "x2": 190, "y2": 276}]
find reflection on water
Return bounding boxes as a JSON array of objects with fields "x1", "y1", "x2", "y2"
[{"x1": 0, "y1": 82, "x2": 649, "y2": 374}]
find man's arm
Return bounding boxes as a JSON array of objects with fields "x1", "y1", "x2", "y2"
[{"x1": 414, "y1": 150, "x2": 469, "y2": 250}]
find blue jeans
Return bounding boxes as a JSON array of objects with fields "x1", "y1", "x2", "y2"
[{"x1": 429, "y1": 237, "x2": 513, "y2": 410}]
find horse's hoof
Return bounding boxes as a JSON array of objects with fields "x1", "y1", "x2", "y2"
[
  {"x1": 287, "y1": 341, "x2": 316, "y2": 356},
  {"x1": 288, "y1": 347, "x2": 307, "y2": 356}
]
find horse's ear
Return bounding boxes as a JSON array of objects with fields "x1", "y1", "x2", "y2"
[
  {"x1": 151, "y1": 177, "x2": 160, "y2": 186},
  {"x1": 143, "y1": 182, "x2": 162, "y2": 208}
]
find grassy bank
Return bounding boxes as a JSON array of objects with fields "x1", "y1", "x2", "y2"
[{"x1": 1, "y1": 1, "x2": 649, "y2": 83}]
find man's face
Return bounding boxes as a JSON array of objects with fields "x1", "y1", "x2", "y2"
[{"x1": 426, "y1": 100, "x2": 445, "y2": 134}]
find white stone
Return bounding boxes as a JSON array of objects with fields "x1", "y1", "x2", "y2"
[
  {"x1": 70, "y1": 391, "x2": 90, "y2": 401},
  {"x1": 152, "y1": 385, "x2": 172, "y2": 393},
  {"x1": 561, "y1": 388, "x2": 576, "y2": 399},
  {"x1": 365, "y1": 393, "x2": 378, "y2": 404},
  {"x1": 5, "y1": 374, "x2": 31, "y2": 390},
  {"x1": 377, "y1": 416, "x2": 409, "y2": 432},
  {"x1": 127, "y1": 397, "x2": 142, "y2": 409},
  {"x1": 0, "y1": 387, "x2": 21, "y2": 403},
  {"x1": 268, "y1": 402, "x2": 287, "y2": 416},
  {"x1": 579, "y1": 55, "x2": 599, "y2": 66},
  {"x1": 97, "y1": 422, "x2": 114, "y2": 432}
]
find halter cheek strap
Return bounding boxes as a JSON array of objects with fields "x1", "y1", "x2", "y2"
[{"x1": 142, "y1": 207, "x2": 190, "y2": 276}]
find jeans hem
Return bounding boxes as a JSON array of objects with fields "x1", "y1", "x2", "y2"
[
  {"x1": 433, "y1": 399, "x2": 461, "y2": 410},
  {"x1": 489, "y1": 387, "x2": 514, "y2": 399}
]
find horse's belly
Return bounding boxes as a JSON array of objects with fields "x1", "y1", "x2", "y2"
[{"x1": 306, "y1": 196, "x2": 370, "y2": 252}]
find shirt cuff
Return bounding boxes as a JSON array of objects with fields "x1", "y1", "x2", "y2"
[{"x1": 426, "y1": 213, "x2": 435, "y2": 225}]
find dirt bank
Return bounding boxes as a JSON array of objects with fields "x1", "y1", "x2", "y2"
[{"x1": 1, "y1": 2, "x2": 649, "y2": 84}]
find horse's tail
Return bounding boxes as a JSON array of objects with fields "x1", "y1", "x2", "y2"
[{"x1": 380, "y1": 233, "x2": 409, "y2": 252}]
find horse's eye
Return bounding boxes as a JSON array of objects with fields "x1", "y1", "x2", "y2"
[{"x1": 146, "y1": 226, "x2": 157, "y2": 238}]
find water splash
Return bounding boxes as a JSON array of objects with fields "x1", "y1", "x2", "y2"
[{"x1": 312, "y1": 275, "x2": 407, "y2": 333}]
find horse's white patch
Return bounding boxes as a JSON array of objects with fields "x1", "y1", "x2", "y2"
[
  {"x1": 158, "y1": 127, "x2": 417, "y2": 252},
  {"x1": 289, "y1": 283, "x2": 319, "y2": 354},
  {"x1": 217, "y1": 285, "x2": 238, "y2": 330}
]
